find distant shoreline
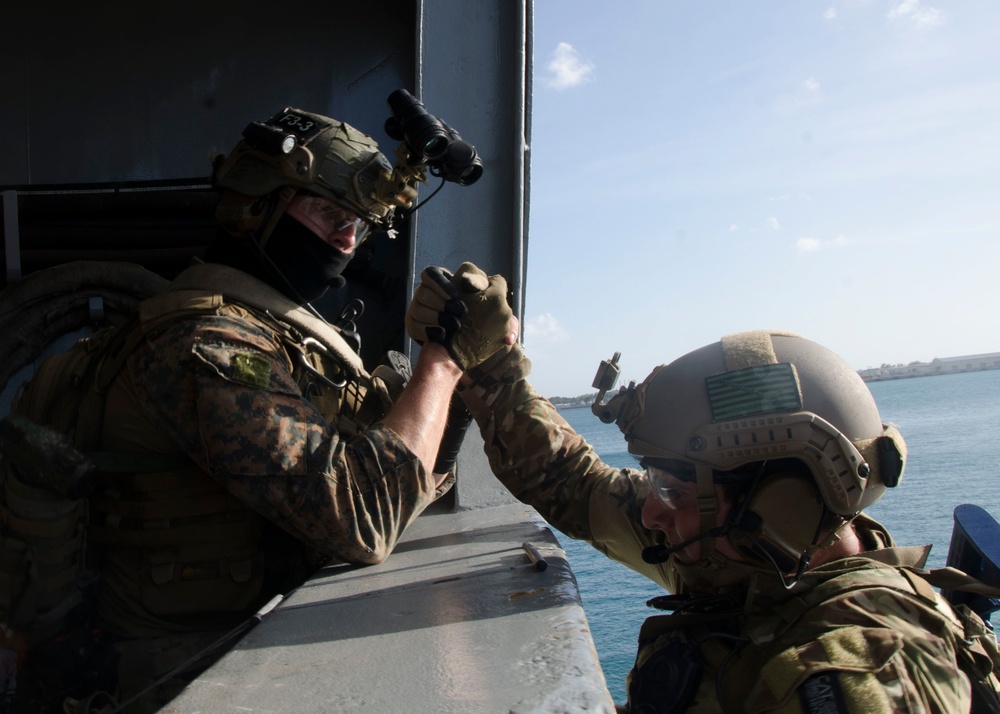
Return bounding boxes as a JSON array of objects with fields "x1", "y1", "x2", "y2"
[
  {"x1": 553, "y1": 402, "x2": 593, "y2": 411},
  {"x1": 858, "y1": 353, "x2": 1000, "y2": 383},
  {"x1": 860, "y1": 366, "x2": 1000, "y2": 383}
]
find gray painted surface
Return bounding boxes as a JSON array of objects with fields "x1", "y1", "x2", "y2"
[
  {"x1": 404, "y1": 0, "x2": 532, "y2": 507},
  {"x1": 169, "y1": 503, "x2": 615, "y2": 713},
  {"x1": 411, "y1": 1, "x2": 531, "y2": 313}
]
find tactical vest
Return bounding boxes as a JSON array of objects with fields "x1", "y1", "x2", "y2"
[
  {"x1": 627, "y1": 561, "x2": 1000, "y2": 713},
  {"x1": 0, "y1": 263, "x2": 407, "y2": 648}
]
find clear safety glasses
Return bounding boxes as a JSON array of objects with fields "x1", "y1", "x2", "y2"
[
  {"x1": 645, "y1": 467, "x2": 700, "y2": 510},
  {"x1": 292, "y1": 195, "x2": 371, "y2": 244}
]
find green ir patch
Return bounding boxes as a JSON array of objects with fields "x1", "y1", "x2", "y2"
[
  {"x1": 706, "y1": 362, "x2": 802, "y2": 421},
  {"x1": 232, "y1": 352, "x2": 272, "y2": 389}
]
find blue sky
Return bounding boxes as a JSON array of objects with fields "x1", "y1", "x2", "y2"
[{"x1": 523, "y1": 1, "x2": 1000, "y2": 398}]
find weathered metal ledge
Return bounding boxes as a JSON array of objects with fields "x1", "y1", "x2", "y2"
[{"x1": 168, "y1": 502, "x2": 616, "y2": 713}]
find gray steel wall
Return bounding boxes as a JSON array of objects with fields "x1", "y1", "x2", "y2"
[
  {"x1": 0, "y1": 1, "x2": 415, "y2": 185},
  {"x1": 0, "y1": 0, "x2": 532, "y2": 509}
]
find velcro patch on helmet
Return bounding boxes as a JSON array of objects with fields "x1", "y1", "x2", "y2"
[
  {"x1": 706, "y1": 363, "x2": 802, "y2": 421},
  {"x1": 232, "y1": 353, "x2": 272, "y2": 389},
  {"x1": 266, "y1": 109, "x2": 331, "y2": 145}
]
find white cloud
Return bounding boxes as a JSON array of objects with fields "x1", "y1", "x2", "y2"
[
  {"x1": 730, "y1": 223, "x2": 739, "y2": 232},
  {"x1": 797, "y1": 234, "x2": 851, "y2": 252},
  {"x1": 767, "y1": 217, "x2": 781, "y2": 230},
  {"x1": 543, "y1": 42, "x2": 595, "y2": 90},
  {"x1": 774, "y1": 77, "x2": 823, "y2": 115},
  {"x1": 525, "y1": 312, "x2": 570, "y2": 346},
  {"x1": 823, "y1": 7, "x2": 837, "y2": 21},
  {"x1": 887, "y1": 0, "x2": 944, "y2": 29}
]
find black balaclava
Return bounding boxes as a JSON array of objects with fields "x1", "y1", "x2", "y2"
[{"x1": 204, "y1": 213, "x2": 353, "y2": 304}]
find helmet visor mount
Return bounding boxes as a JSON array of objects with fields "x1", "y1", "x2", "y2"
[{"x1": 628, "y1": 411, "x2": 870, "y2": 516}]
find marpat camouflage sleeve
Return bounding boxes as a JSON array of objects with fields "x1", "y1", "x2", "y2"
[{"x1": 125, "y1": 313, "x2": 436, "y2": 565}]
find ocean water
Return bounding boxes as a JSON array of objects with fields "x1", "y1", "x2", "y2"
[{"x1": 553, "y1": 369, "x2": 1000, "y2": 705}]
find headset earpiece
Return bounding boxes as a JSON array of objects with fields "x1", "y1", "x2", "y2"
[{"x1": 731, "y1": 473, "x2": 826, "y2": 572}]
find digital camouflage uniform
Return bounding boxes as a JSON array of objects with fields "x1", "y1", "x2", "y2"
[
  {"x1": 11, "y1": 262, "x2": 436, "y2": 703},
  {"x1": 460, "y1": 367, "x2": 1000, "y2": 713}
]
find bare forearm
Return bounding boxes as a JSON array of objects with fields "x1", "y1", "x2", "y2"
[{"x1": 381, "y1": 343, "x2": 462, "y2": 479}]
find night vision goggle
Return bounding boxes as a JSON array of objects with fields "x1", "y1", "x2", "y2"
[
  {"x1": 385, "y1": 89, "x2": 484, "y2": 187},
  {"x1": 237, "y1": 91, "x2": 482, "y2": 235}
]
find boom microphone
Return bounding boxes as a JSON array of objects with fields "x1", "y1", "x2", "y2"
[{"x1": 642, "y1": 529, "x2": 722, "y2": 564}]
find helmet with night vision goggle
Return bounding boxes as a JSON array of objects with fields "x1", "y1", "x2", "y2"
[
  {"x1": 212, "y1": 107, "x2": 418, "y2": 247},
  {"x1": 591, "y1": 330, "x2": 906, "y2": 591}
]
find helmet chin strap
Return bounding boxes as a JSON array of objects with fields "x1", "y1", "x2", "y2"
[
  {"x1": 693, "y1": 462, "x2": 718, "y2": 560},
  {"x1": 642, "y1": 462, "x2": 822, "y2": 595},
  {"x1": 642, "y1": 463, "x2": 724, "y2": 566},
  {"x1": 256, "y1": 186, "x2": 298, "y2": 251},
  {"x1": 676, "y1": 550, "x2": 743, "y2": 594}
]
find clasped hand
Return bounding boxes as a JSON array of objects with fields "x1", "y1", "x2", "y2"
[{"x1": 406, "y1": 262, "x2": 516, "y2": 370}]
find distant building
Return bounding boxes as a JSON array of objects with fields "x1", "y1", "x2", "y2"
[{"x1": 858, "y1": 352, "x2": 1000, "y2": 382}]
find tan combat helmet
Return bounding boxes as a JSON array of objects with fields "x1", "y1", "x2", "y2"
[
  {"x1": 600, "y1": 330, "x2": 906, "y2": 590},
  {"x1": 213, "y1": 107, "x2": 417, "y2": 248}
]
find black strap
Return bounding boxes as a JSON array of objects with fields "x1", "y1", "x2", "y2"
[{"x1": 433, "y1": 394, "x2": 472, "y2": 475}]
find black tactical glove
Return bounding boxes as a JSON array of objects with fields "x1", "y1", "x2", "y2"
[{"x1": 406, "y1": 262, "x2": 513, "y2": 370}]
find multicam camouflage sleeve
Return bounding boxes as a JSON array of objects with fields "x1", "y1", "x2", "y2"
[
  {"x1": 459, "y1": 367, "x2": 679, "y2": 590},
  {"x1": 627, "y1": 542, "x2": 986, "y2": 711},
  {"x1": 743, "y1": 566, "x2": 980, "y2": 712},
  {"x1": 124, "y1": 314, "x2": 437, "y2": 564}
]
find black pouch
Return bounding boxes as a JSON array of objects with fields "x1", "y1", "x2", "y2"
[{"x1": 628, "y1": 637, "x2": 703, "y2": 714}]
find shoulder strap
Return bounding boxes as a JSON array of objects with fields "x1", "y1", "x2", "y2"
[
  {"x1": 166, "y1": 263, "x2": 367, "y2": 379},
  {"x1": 800, "y1": 559, "x2": 939, "y2": 609},
  {"x1": 906, "y1": 564, "x2": 1000, "y2": 598},
  {"x1": 74, "y1": 291, "x2": 225, "y2": 451},
  {"x1": 91, "y1": 291, "x2": 224, "y2": 392}
]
